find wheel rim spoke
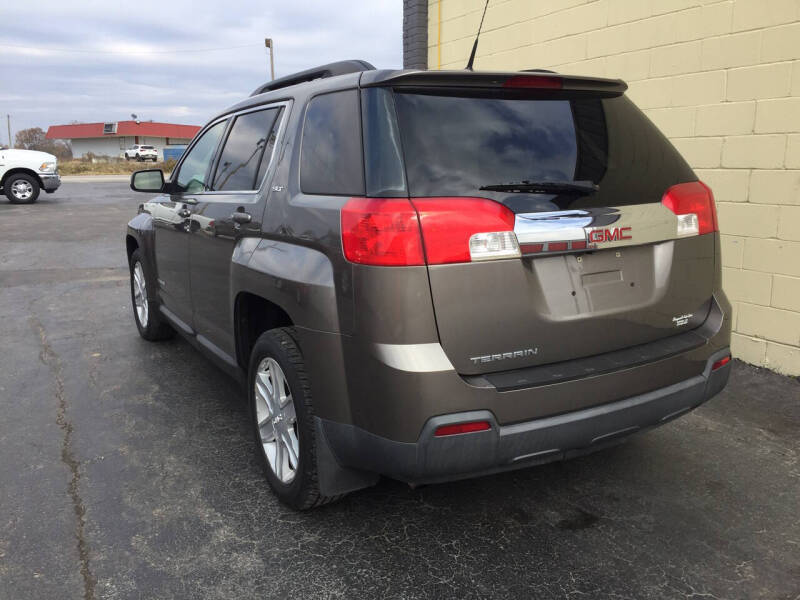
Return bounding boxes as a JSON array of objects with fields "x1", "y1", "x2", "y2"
[
  {"x1": 283, "y1": 399, "x2": 296, "y2": 423},
  {"x1": 274, "y1": 438, "x2": 284, "y2": 479},
  {"x1": 282, "y1": 430, "x2": 299, "y2": 469},
  {"x1": 264, "y1": 366, "x2": 276, "y2": 401},
  {"x1": 256, "y1": 372, "x2": 276, "y2": 415},
  {"x1": 273, "y1": 368, "x2": 287, "y2": 406}
]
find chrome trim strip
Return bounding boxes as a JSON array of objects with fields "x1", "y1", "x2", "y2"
[
  {"x1": 168, "y1": 100, "x2": 292, "y2": 197},
  {"x1": 515, "y1": 209, "x2": 594, "y2": 243},
  {"x1": 514, "y1": 203, "x2": 680, "y2": 253},
  {"x1": 374, "y1": 343, "x2": 455, "y2": 373}
]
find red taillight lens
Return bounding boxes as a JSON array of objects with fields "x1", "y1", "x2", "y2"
[
  {"x1": 434, "y1": 421, "x2": 491, "y2": 437},
  {"x1": 411, "y1": 197, "x2": 517, "y2": 264},
  {"x1": 341, "y1": 197, "x2": 519, "y2": 266},
  {"x1": 341, "y1": 198, "x2": 425, "y2": 266},
  {"x1": 662, "y1": 181, "x2": 718, "y2": 236},
  {"x1": 712, "y1": 355, "x2": 731, "y2": 371},
  {"x1": 503, "y1": 75, "x2": 563, "y2": 89}
]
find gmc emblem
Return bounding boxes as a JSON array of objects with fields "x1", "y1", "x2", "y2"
[{"x1": 587, "y1": 226, "x2": 632, "y2": 243}]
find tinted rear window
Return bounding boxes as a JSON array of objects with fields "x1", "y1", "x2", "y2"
[
  {"x1": 300, "y1": 90, "x2": 364, "y2": 196},
  {"x1": 392, "y1": 91, "x2": 695, "y2": 211}
]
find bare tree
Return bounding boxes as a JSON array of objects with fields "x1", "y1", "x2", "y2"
[{"x1": 14, "y1": 127, "x2": 73, "y2": 161}]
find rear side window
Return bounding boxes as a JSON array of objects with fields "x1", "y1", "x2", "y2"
[
  {"x1": 300, "y1": 90, "x2": 364, "y2": 196},
  {"x1": 362, "y1": 88, "x2": 407, "y2": 197},
  {"x1": 392, "y1": 91, "x2": 694, "y2": 211},
  {"x1": 213, "y1": 107, "x2": 282, "y2": 191}
]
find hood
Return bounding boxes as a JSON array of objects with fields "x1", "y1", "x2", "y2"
[{"x1": 3, "y1": 148, "x2": 58, "y2": 163}]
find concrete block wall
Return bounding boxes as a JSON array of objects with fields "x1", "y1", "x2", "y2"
[{"x1": 427, "y1": 0, "x2": 800, "y2": 375}]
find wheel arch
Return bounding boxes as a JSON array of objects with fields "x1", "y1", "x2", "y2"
[
  {"x1": 1, "y1": 168, "x2": 43, "y2": 189},
  {"x1": 125, "y1": 214, "x2": 157, "y2": 281},
  {"x1": 234, "y1": 291, "x2": 294, "y2": 370},
  {"x1": 125, "y1": 234, "x2": 139, "y2": 264}
]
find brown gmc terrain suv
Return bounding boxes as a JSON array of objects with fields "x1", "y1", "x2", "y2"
[{"x1": 125, "y1": 61, "x2": 732, "y2": 509}]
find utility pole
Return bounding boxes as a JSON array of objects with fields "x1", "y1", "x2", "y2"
[
  {"x1": 6, "y1": 115, "x2": 11, "y2": 148},
  {"x1": 265, "y1": 38, "x2": 275, "y2": 81}
]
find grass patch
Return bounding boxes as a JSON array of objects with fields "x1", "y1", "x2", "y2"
[{"x1": 59, "y1": 158, "x2": 177, "y2": 176}]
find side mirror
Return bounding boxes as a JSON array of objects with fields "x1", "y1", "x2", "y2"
[{"x1": 130, "y1": 169, "x2": 165, "y2": 193}]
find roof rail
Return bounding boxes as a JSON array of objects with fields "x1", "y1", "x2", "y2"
[{"x1": 250, "y1": 60, "x2": 376, "y2": 96}]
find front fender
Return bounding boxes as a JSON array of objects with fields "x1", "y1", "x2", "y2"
[{"x1": 126, "y1": 212, "x2": 157, "y2": 276}]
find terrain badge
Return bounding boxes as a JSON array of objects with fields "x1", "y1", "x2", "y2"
[{"x1": 470, "y1": 348, "x2": 538, "y2": 365}]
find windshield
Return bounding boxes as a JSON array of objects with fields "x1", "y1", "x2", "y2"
[{"x1": 391, "y1": 91, "x2": 696, "y2": 211}]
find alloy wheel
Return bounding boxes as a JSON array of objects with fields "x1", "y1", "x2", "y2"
[
  {"x1": 132, "y1": 262, "x2": 149, "y2": 327},
  {"x1": 255, "y1": 357, "x2": 300, "y2": 483},
  {"x1": 11, "y1": 180, "x2": 33, "y2": 201}
]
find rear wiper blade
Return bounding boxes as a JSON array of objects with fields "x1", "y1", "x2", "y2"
[{"x1": 479, "y1": 180, "x2": 598, "y2": 195}]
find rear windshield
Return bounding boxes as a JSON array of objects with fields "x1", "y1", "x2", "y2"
[
  {"x1": 141, "y1": 145, "x2": 155, "y2": 149},
  {"x1": 387, "y1": 90, "x2": 695, "y2": 211}
]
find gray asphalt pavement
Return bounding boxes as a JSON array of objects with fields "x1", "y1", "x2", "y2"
[{"x1": 1, "y1": 180, "x2": 798, "y2": 600}]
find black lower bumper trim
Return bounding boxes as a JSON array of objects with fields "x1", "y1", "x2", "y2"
[{"x1": 320, "y1": 349, "x2": 732, "y2": 485}]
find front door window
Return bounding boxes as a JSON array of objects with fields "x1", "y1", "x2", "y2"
[{"x1": 174, "y1": 121, "x2": 226, "y2": 194}]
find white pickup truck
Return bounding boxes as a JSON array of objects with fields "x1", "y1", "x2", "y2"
[{"x1": 0, "y1": 148, "x2": 61, "y2": 203}]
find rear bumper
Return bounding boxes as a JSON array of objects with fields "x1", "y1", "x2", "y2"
[{"x1": 319, "y1": 349, "x2": 731, "y2": 485}]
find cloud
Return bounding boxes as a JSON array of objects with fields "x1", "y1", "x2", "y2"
[{"x1": 0, "y1": 0, "x2": 402, "y2": 141}]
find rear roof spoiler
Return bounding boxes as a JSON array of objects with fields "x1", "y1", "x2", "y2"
[
  {"x1": 251, "y1": 60, "x2": 376, "y2": 96},
  {"x1": 360, "y1": 69, "x2": 628, "y2": 96}
]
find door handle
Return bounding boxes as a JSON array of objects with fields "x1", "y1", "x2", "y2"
[
  {"x1": 231, "y1": 211, "x2": 252, "y2": 224},
  {"x1": 178, "y1": 207, "x2": 191, "y2": 218}
]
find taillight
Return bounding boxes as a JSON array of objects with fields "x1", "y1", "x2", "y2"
[
  {"x1": 341, "y1": 198, "x2": 425, "y2": 266},
  {"x1": 341, "y1": 197, "x2": 520, "y2": 266},
  {"x1": 662, "y1": 181, "x2": 718, "y2": 237},
  {"x1": 412, "y1": 197, "x2": 519, "y2": 264},
  {"x1": 434, "y1": 421, "x2": 491, "y2": 437}
]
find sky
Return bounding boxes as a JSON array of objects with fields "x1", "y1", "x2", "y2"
[{"x1": 0, "y1": 0, "x2": 403, "y2": 144}]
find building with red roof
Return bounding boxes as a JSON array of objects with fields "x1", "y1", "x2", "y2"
[{"x1": 46, "y1": 120, "x2": 201, "y2": 161}]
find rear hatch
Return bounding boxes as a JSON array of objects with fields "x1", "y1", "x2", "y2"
[{"x1": 360, "y1": 72, "x2": 717, "y2": 375}]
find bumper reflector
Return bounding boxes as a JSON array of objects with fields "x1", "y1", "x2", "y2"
[
  {"x1": 711, "y1": 355, "x2": 731, "y2": 371},
  {"x1": 434, "y1": 421, "x2": 491, "y2": 437}
]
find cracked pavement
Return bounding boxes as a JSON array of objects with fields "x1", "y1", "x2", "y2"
[{"x1": 0, "y1": 180, "x2": 798, "y2": 599}]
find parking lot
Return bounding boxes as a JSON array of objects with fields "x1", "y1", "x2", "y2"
[{"x1": 0, "y1": 178, "x2": 797, "y2": 599}]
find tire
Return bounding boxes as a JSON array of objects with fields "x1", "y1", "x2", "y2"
[
  {"x1": 249, "y1": 327, "x2": 344, "y2": 510},
  {"x1": 5, "y1": 173, "x2": 39, "y2": 204},
  {"x1": 129, "y1": 249, "x2": 175, "y2": 341}
]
